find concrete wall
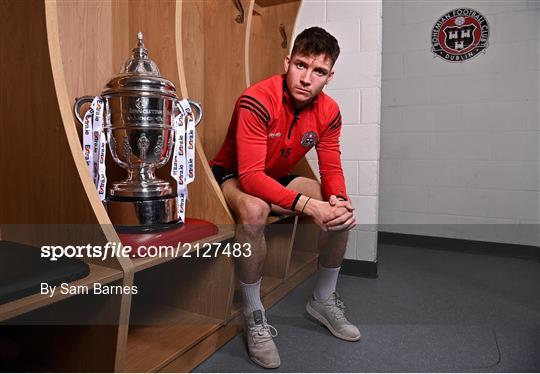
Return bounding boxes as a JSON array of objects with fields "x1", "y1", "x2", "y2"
[
  {"x1": 294, "y1": 0, "x2": 383, "y2": 262},
  {"x1": 380, "y1": 1, "x2": 539, "y2": 246}
]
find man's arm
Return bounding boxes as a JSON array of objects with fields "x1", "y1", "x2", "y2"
[
  {"x1": 236, "y1": 101, "x2": 302, "y2": 211},
  {"x1": 314, "y1": 109, "x2": 357, "y2": 231},
  {"x1": 316, "y1": 109, "x2": 348, "y2": 201}
]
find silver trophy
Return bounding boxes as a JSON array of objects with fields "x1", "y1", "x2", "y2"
[{"x1": 73, "y1": 32, "x2": 201, "y2": 229}]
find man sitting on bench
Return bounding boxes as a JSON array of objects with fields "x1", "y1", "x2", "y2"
[{"x1": 209, "y1": 27, "x2": 359, "y2": 369}]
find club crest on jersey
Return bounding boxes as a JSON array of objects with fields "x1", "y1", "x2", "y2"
[
  {"x1": 301, "y1": 131, "x2": 318, "y2": 148},
  {"x1": 432, "y1": 8, "x2": 489, "y2": 63}
]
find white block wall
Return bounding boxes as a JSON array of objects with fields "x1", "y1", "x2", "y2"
[
  {"x1": 294, "y1": 0, "x2": 383, "y2": 262},
  {"x1": 380, "y1": 1, "x2": 539, "y2": 246}
]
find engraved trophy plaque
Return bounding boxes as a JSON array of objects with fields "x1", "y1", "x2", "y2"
[{"x1": 73, "y1": 33, "x2": 201, "y2": 229}]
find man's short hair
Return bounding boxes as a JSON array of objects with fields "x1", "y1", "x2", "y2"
[{"x1": 291, "y1": 27, "x2": 340, "y2": 66}]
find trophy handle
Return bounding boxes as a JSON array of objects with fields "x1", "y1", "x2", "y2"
[
  {"x1": 73, "y1": 95, "x2": 96, "y2": 126},
  {"x1": 187, "y1": 100, "x2": 203, "y2": 127}
]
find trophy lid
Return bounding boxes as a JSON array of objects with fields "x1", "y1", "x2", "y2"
[{"x1": 103, "y1": 32, "x2": 177, "y2": 98}]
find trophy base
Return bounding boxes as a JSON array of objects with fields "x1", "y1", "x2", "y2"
[
  {"x1": 114, "y1": 221, "x2": 182, "y2": 234},
  {"x1": 105, "y1": 195, "x2": 181, "y2": 231}
]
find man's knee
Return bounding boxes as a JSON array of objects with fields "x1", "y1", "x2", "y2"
[
  {"x1": 319, "y1": 229, "x2": 349, "y2": 254},
  {"x1": 221, "y1": 179, "x2": 271, "y2": 226},
  {"x1": 235, "y1": 196, "x2": 271, "y2": 226},
  {"x1": 321, "y1": 229, "x2": 349, "y2": 241}
]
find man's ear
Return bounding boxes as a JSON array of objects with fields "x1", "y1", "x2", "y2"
[
  {"x1": 326, "y1": 70, "x2": 335, "y2": 85},
  {"x1": 284, "y1": 55, "x2": 291, "y2": 72}
]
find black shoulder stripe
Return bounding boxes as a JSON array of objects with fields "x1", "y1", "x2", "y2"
[
  {"x1": 329, "y1": 112, "x2": 341, "y2": 129},
  {"x1": 330, "y1": 123, "x2": 342, "y2": 131},
  {"x1": 329, "y1": 111, "x2": 341, "y2": 125},
  {"x1": 239, "y1": 100, "x2": 270, "y2": 124},
  {"x1": 240, "y1": 95, "x2": 271, "y2": 121},
  {"x1": 329, "y1": 119, "x2": 342, "y2": 131},
  {"x1": 240, "y1": 97, "x2": 270, "y2": 123},
  {"x1": 239, "y1": 105, "x2": 269, "y2": 126}
]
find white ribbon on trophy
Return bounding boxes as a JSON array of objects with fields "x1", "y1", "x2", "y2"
[
  {"x1": 82, "y1": 96, "x2": 107, "y2": 201},
  {"x1": 171, "y1": 103, "x2": 186, "y2": 223},
  {"x1": 183, "y1": 102, "x2": 196, "y2": 185},
  {"x1": 170, "y1": 99, "x2": 197, "y2": 223}
]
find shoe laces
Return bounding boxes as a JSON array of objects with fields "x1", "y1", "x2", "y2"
[
  {"x1": 331, "y1": 294, "x2": 346, "y2": 320},
  {"x1": 249, "y1": 320, "x2": 278, "y2": 342}
]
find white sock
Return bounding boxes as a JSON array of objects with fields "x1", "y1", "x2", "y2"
[
  {"x1": 313, "y1": 264, "x2": 341, "y2": 301},
  {"x1": 240, "y1": 277, "x2": 265, "y2": 316}
]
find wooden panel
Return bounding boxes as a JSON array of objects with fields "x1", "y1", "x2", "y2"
[
  {"x1": 264, "y1": 216, "x2": 296, "y2": 278},
  {"x1": 267, "y1": 215, "x2": 290, "y2": 224},
  {"x1": 292, "y1": 215, "x2": 320, "y2": 253},
  {"x1": 249, "y1": 0, "x2": 300, "y2": 85},
  {"x1": 265, "y1": 252, "x2": 317, "y2": 304},
  {"x1": 256, "y1": 0, "x2": 300, "y2": 7},
  {"x1": 0, "y1": 0, "x2": 126, "y2": 268},
  {"x1": 181, "y1": 0, "x2": 205, "y2": 139},
  {"x1": 252, "y1": 2, "x2": 264, "y2": 16},
  {"x1": 167, "y1": 254, "x2": 235, "y2": 320},
  {"x1": 158, "y1": 320, "x2": 240, "y2": 373},
  {"x1": 53, "y1": 1, "x2": 135, "y2": 370},
  {"x1": 56, "y1": 1, "x2": 114, "y2": 102},
  {"x1": 0, "y1": 225, "x2": 122, "y2": 269},
  {"x1": 125, "y1": 307, "x2": 222, "y2": 372},
  {"x1": 201, "y1": 0, "x2": 250, "y2": 160},
  {"x1": 0, "y1": 264, "x2": 122, "y2": 323},
  {"x1": 130, "y1": 227, "x2": 235, "y2": 272},
  {"x1": 111, "y1": 1, "x2": 130, "y2": 74},
  {"x1": 134, "y1": 253, "x2": 235, "y2": 321},
  {"x1": 287, "y1": 250, "x2": 318, "y2": 277},
  {"x1": 2, "y1": 310, "x2": 122, "y2": 372},
  {"x1": 0, "y1": 0, "x2": 105, "y2": 226},
  {"x1": 57, "y1": 0, "x2": 126, "y2": 188},
  {"x1": 128, "y1": 0, "x2": 179, "y2": 85},
  {"x1": 105, "y1": 1, "x2": 132, "y2": 188},
  {"x1": 186, "y1": 137, "x2": 235, "y2": 224},
  {"x1": 177, "y1": 1, "x2": 238, "y2": 225},
  {"x1": 1, "y1": 279, "x2": 129, "y2": 372}
]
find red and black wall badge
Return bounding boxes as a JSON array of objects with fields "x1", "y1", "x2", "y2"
[{"x1": 432, "y1": 8, "x2": 489, "y2": 62}]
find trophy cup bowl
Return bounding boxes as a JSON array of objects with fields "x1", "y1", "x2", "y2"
[
  {"x1": 73, "y1": 33, "x2": 201, "y2": 230},
  {"x1": 104, "y1": 94, "x2": 177, "y2": 198}
]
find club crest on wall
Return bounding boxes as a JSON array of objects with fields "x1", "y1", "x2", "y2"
[{"x1": 432, "y1": 8, "x2": 489, "y2": 62}]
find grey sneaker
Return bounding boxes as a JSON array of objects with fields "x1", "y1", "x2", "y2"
[
  {"x1": 244, "y1": 309, "x2": 280, "y2": 369},
  {"x1": 306, "y1": 292, "x2": 361, "y2": 341}
]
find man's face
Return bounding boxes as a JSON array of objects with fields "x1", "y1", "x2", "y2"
[{"x1": 284, "y1": 53, "x2": 335, "y2": 109}]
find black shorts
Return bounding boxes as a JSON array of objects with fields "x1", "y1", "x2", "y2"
[{"x1": 211, "y1": 165, "x2": 299, "y2": 187}]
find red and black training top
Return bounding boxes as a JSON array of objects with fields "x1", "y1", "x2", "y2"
[{"x1": 209, "y1": 74, "x2": 347, "y2": 211}]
